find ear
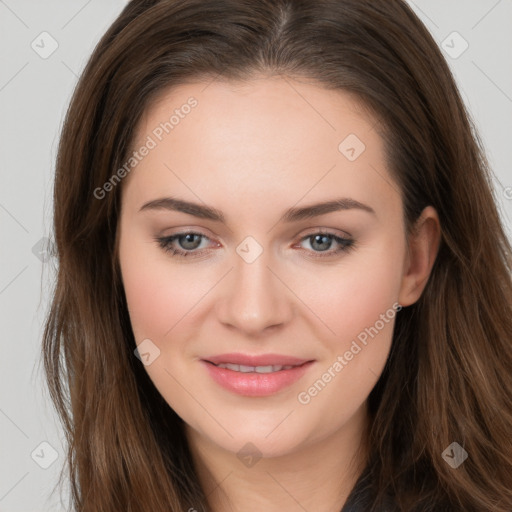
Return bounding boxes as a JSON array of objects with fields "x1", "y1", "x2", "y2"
[{"x1": 398, "y1": 206, "x2": 441, "y2": 307}]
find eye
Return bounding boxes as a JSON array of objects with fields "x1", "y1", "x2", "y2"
[
  {"x1": 155, "y1": 232, "x2": 215, "y2": 258},
  {"x1": 295, "y1": 230, "x2": 355, "y2": 259},
  {"x1": 155, "y1": 229, "x2": 355, "y2": 259}
]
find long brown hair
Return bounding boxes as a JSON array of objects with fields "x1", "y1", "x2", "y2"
[{"x1": 43, "y1": 0, "x2": 512, "y2": 510}]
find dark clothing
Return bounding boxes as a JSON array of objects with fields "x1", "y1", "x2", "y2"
[{"x1": 340, "y1": 468, "x2": 396, "y2": 512}]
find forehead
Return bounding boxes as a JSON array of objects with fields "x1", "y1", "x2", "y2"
[
  {"x1": 123, "y1": 76, "x2": 400, "y2": 223},
  {"x1": 137, "y1": 75, "x2": 378, "y2": 149}
]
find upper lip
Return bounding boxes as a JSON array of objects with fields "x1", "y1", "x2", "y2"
[{"x1": 203, "y1": 353, "x2": 313, "y2": 367}]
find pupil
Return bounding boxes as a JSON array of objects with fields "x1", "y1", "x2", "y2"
[
  {"x1": 312, "y1": 234, "x2": 331, "y2": 251},
  {"x1": 181, "y1": 234, "x2": 200, "y2": 249}
]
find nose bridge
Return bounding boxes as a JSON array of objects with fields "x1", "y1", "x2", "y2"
[{"x1": 216, "y1": 237, "x2": 292, "y2": 333}]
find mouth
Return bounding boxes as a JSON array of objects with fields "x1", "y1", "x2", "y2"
[
  {"x1": 206, "y1": 362, "x2": 299, "y2": 373},
  {"x1": 201, "y1": 354, "x2": 315, "y2": 397},
  {"x1": 203, "y1": 352, "x2": 312, "y2": 367}
]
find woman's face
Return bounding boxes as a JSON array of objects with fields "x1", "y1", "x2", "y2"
[{"x1": 118, "y1": 76, "x2": 423, "y2": 459}]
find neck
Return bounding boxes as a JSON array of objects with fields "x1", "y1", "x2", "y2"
[{"x1": 185, "y1": 402, "x2": 370, "y2": 512}]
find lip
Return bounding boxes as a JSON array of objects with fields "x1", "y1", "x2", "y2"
[
  {"x1": 201, "y1": 353, "x2": 315, "y2": 397},
  {"x1": 204, "y1": 353, "x2": 311, "y2": 367}
]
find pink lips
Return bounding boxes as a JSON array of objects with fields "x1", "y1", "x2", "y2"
[
  {"x1": 201, "y1": 353, "x2": 315, "y2": 397},
  {"x1": 204, "y1": 353, "x2": 311, "y2": 367}
]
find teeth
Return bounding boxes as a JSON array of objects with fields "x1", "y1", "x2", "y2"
[
  {"x1": 216, "y1": 363, "x2": 295, "y2": 373},
  {"x1": 255, "y1": 365, "x2": 274, "y2": 373}
]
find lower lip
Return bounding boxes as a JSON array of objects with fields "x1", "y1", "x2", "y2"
[{"x1": 201, "y1": 360, "x2": 314, "y2": 397}]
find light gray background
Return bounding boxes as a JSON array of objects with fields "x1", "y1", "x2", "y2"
[{"x1": 0, "y1": 1, "x2": 511, "y2": 511}]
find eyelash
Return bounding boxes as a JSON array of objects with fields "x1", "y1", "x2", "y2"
[{"x1": 155, "y1": 230, "x2": 355, "y2": 259}]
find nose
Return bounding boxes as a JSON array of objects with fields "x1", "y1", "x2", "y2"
[{"x1": 216, "y1": 248, "x2": 294, "y2": 336}]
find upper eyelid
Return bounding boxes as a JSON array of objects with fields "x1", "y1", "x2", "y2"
[
  {"x1": 161, "y1": 229, "x2": 352, "y2": 249},
  {"x1": 161, "y1": 225, "x2": 353, "y2": 240},
  {"x1": 157, "y1": 230, "x2": 355, "y2": 261}
]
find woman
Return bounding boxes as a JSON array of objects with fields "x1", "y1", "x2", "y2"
[{"x1": 43, "y1": 0, "x2": 512, "y2": 510}]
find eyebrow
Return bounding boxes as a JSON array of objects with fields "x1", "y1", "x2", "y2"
[{"x1": 139, "y1": 196, "x2": 376, "y2": 223}]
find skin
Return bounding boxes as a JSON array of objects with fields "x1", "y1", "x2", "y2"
[{"x1": 117, "y1": 75, "x2": 441, "y2": 512}]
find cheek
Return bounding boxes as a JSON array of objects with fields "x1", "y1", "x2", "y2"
[
  {"x1": 291, "y1": 238, "x2": 404, "y2": 411},
  {"x1": 119, "y1": 234, "x2": 210, "y2": 343},
  {"x1": 297, "y1": 235, "x2": 405, "y2": 348}
]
